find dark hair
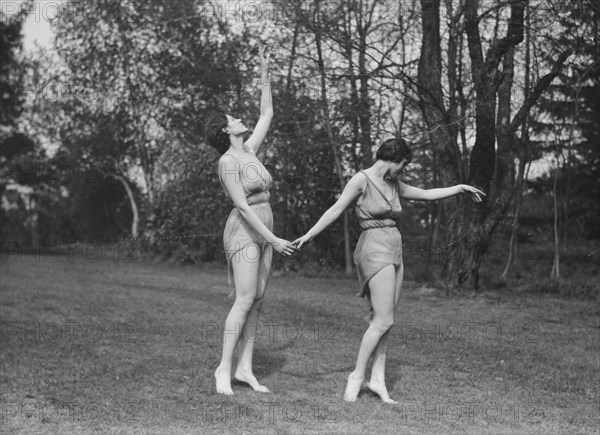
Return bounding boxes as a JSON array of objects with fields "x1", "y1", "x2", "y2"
[
  {"x1": 375, "y1": 138, "x2": 412, "y2": 164},
  {"x1": 205, "y1": 113, "x2": 230, "y2": 154}
]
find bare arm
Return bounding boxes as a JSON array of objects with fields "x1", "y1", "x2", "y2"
[
  {"x1": 398, "y1": 180, "x2": 485, "y2": 202},
  {"x1": 293, "y1": 173, "x2": 366, "y2": 248},
  {"x1": 245, "y1": 46, "x2": 273, "y2": 154},
  {"x1": 219, "y1": 155, "x2": 295, "y2": 255}
]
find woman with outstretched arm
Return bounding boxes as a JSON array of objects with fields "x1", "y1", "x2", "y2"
[
  {"x1": 293, "y1": 138, "x2": 484, "y2": 403},
  {"x1": 205, "y1": 46, "x2": 298, "y2": 396}
]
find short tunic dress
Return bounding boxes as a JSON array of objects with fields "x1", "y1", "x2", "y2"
[
  {"x1": 353, "y1": 171, "x2": 403, "y2": 298},
  {"x1": 220, "y1": 149, "x2": 273, "y2": 294}
]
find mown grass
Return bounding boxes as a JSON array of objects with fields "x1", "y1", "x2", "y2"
[{"x1": 0, "y1": 254, "x2": 598, "y2": 434}]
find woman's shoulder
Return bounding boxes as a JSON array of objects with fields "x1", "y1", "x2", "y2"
[
  {"x1": 217, "y1": 153, "x2": 240, "y2": 174},
  {"x1": 348, "y1": 171, "x2": 368, "y2": 193},
  {"x1": 218, "y1": 153, "x2": 236, "y2": 164},
  {"x1": 353, "y1": 169, "x2": 368, "y2": 180},
  {"x1": 353, "y1": 170, "x2": 369, "y2": 184}
]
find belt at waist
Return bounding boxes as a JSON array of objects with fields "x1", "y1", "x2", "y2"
[
  {"x1": 359, "y1": 218, "x2": 398, "y2": 231},
  {"x1": 246, "y1": 191, "x2": 270, "y2": 205}
]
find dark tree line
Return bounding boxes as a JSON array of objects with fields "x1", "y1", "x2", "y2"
[{"x1": 2, "y1": 0, "x2": 598, "y2": 291}]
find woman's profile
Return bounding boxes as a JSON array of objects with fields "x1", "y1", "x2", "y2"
[{"x1": 205, "y1": 46, "x2": 298, "y2": 396}]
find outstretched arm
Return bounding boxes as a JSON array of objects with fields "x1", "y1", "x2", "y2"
[
  {"x1": 398, "y1": 180, "x2": 485, "y2": 202},
  {"x1": 245, "y1": 46, "x2": 273, "y2": 154},
  {"x1": 293, "y1": 173, "x2": 366, "y2": 248}
]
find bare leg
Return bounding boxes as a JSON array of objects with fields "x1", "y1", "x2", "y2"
[
  {"x1": 368, "y1": 262, "x2": 404, "y2": 404},
  {"x1": 344, "y1": 264, "x2": 396, "y2": 402},
  {"x1": 234, "y1": 245, "x2": 272, "y2": 393},
  {"x1": 215, "y1": 245, "x2": 260, "y2": 395},
  {"x1": 367, "y1": 330, "x2": 394, "y2": 403}
]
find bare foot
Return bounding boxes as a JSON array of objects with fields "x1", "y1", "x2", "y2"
[
  {"x1": 343, "y1": 372, "x2": 364, "y2": 402},
  {"x1": 215, "y1": 365, "x2": 233, "y2": 395},
  {"x1": 233, "y1": 369, "x2": 270, "y2": 393},
  {"x1": 367, "y1": 380, "x2": 397, "y2": 404}
]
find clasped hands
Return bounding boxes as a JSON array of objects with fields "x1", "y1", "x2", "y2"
[{"x1": 274, "y1": 234, "x2": 312, "y2": 257}]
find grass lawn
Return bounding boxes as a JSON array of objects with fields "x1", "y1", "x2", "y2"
[{"x1": 1, "y1": 254, "x2": 598, "y2": 434}]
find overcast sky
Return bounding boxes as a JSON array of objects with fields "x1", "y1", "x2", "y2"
[
  {"x1": 1, "y1": 0, "x2": 56, "y2": 50},
  {"x1": 22, "y1": 11, "x2": 53, "y2": 50}
]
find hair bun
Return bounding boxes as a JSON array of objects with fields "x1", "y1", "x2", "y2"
[{"x1": 205, "y1": 113, "x2": 231, "y2": 154}]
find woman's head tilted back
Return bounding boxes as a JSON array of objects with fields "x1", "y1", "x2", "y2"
[
  {"x1": 205, "y1": 113, "x2": 231, "y2": 155},
  {"x1": 376, "y1": 138, "x2": 412, "y2": 165}
]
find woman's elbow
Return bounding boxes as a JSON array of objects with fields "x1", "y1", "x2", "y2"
[{"x1": 234, "y1": 203, "x2": 251, "y2": 215}]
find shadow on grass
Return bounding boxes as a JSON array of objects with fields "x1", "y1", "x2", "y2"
[{"x1": 249, "y1": 342, "x2": 290, "y2": 380}]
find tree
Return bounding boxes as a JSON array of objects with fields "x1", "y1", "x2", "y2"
[
  {"x1": 534, "y1": 0, "x2": 600, "y2": 240},
  {"x1": 52, "y1": 0, "x2": 257, "y2": 243},
  {"x1": 277, "y1": 0, "x2": 415, "y2": 273},
  {"x1": 0, "y1": 3, "x2": 29, "y2": 129},
  {"x1": 0, "y1": 2, "x2": 44, "y2": 245},
  {"x1": 417, "y1": 0, "x2": 573, "y2": 290}
]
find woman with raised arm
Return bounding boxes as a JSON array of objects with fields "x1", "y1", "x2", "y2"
[
  {"x1": 293, "y1": 138, "x2": 484, "y2": 404},
  {"x1": 205, "y1": 46, "x2": 298, "y2": 396}
]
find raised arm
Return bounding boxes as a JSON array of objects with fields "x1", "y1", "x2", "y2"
[
  {"x1": 219, "y1": 155, "x2": 296, "y2": 256},
  {"x1": 293, "y1": 173, "x2": 366, "y2": 248},
  {"x1": 398, "y1": 180, "x2": 485, "y2": 202},
  {"x1": 245, "y1": 46, "x2": 273, "y2": 154}
]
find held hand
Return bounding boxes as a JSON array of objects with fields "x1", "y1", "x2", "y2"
[
  {"x1": 461, "y1": 185, "x2": 486, "y2": 203},
  {"x1": 272, "y1": 237, "x2": 298, "y2": 257},
  {"x1": 259, "y1": 45, "x2": 270, "y2": 74},
  {"x1": 292, "y1": 234, "x2": 312, "y2": 250}
]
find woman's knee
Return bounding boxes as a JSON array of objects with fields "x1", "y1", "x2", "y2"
[
  {"x1": 235, "y1": 292, "x2": 264, "y2": 312},
  {"x1": 234, "y1": 294, "x2": 256, "y2": 312},
  {"x1": 372, "y1": 316, "x2": 394, "y2": 333}
]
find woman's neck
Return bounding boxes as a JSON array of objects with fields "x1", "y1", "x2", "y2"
[
  {"x1": 369, "y1": 160, "x2": 391, "y2": 180},
  {"x1": 227, "y1": 135, "x2": 245, "y2": 154}
]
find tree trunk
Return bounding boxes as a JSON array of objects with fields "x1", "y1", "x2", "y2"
[
  {"x1": 426, "y1": 202, "x2": 443, "y2": 270},
  {"x1": 497, "y1": 42, "x2": 517, "y2": 279},
  {"x1": 551, "y1": 156, "x2": 560, "y2": 279},
  {"x1": 116, "y1": 175, "x2": 139, "y2": 239},
  {"x1": 443, "y1": 220, "x2": 493, "y2": 291},
  {"x1": 426, "y1": 146, "x2": 442, "y2": 270},
  {"x1": 512, "y1": 6, "x2": 531, "y2": 268},
  {"x1": 358, "y1": 42, "x2": 373, "y2": 166},
  {"x1": 28, "y1": 196, "x2": 40, "y2": 246},
  {"x1": 315, "y1": 0, "x2": 353, "y2": 274},
  {"x1": 443, "y1": 0, "x2": 524, "y2": 290},
  {"x1": 418, "y1": 0, "x2": 468, "y2": 289},
  {"x1": 417, "y1": 0, "x2": 461, "y2": 184},
  {"x1": 442, "y1": 0, "x2": 567, "y2": 290},
  {"x1": 562, "y1": 135, "x2": 572, "y2": 250},
  {"x1": 341, "y1": 3, "x2": 361, "y2": 171},
  {"x1": 502, "y1": 194, "x2": 521, "y2": 278},
  {"x1": 285, "y1": 21, "x2": 300, "y2": 93}
]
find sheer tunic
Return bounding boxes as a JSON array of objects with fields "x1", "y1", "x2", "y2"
[
  {"x1": 353, "y1": 171, "x2": 403, "y2": 298},
  {"x1": 220, "y1": 149, "x2": 273, "y2": 295}
]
